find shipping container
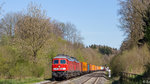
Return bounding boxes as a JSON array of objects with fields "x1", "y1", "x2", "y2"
[
  {"x1": 87, "y1": 64, "x2": 90, "y2": 72},
  {"x1": 89, "y1": 64, "x2": 92, "y2": 72},
  {"x1": 81, "y1": 62, "x2": 88, "y2": 72},
  {"x1": 92, "y1": 65, "x2": 95, "y2": 71}
]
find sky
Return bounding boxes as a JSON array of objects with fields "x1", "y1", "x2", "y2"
[{"x1": 1, "y1": 0, "x2": 125, "y2": 49}]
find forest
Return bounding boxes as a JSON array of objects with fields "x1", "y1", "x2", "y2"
[
  {"x1": 0, "y1": 3, "x2": 107, "y2": 83},
  {"x1": 110, "y1": 0, "x2": 150, "y2": 78}
]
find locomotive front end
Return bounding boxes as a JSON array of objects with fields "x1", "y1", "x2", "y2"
[{"x1": 52, "y1": 55, "x2": 68, "y2": 79}]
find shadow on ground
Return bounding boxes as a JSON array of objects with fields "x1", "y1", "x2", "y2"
[
  {"x1": 112, "y1": 80, "x2": 120, "y2": 84},
  {"x1": 44, "y1": 78, "x2": 53, "y2": 81}
]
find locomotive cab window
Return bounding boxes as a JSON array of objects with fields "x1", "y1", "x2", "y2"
[
  {"x1": 54, "y1": 60, "x2": 59, "y2": 64},
  {"x1": 60, "y1": 60, "x2": 66, "y2": 64}
]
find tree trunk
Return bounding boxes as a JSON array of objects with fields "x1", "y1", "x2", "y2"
[{"x1": 33, "y1": 51, "x2": 37, "y2": 63}]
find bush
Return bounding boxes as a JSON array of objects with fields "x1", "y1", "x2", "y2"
[
  {"x1": 0, "y1": 44, "x2": 45, "y2": 78},
  {"x1": 30, "y1": 63, "x2": 44, "y2": 77},
  {"x1": 110, "y1": 44, "x2": 150, "y2": 76},
  {"x1": 110, "y1": 55, "x2": 125, "y2": 76},
  {"x1": 143, "y1": 62, "x2": 150, "y2": 77},
  {"x1": 0, "y1": 45, "x2": 20, "y2": 78}
]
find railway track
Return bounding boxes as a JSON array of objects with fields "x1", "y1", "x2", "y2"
[
  {"x1": 81, "y1": 77, "x2": 92, "y2": 84},
  {"x1": 35, "y1": 71, "x2": 108, "y2": 84},
  {"x1": 81, "y1": 77, "x2": 100, "y2": 84},
  {"x1": 94, "y1": 77, "x2": 99, "y2": 84}
]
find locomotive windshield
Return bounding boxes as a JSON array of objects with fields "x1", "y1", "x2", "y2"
[
  {"x1": 60, "y1": 60, "x2": 66, "y2": 64},
  {"x1": 54, "y1": 60, "x2": 59, "y2": 64}
]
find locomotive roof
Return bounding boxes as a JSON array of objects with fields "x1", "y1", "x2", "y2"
[{"x1": 54, "y1": 54, "x2": 79, "y2": 63}]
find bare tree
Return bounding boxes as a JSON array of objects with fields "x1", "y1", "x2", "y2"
[
  {"x1": 0, "y1": 12, "x2": 23, "y2": 37},
  {"x1": 119, "y1": 0, "x2": 150, "y2": 50},
  {"x1": 15, "y1": 3, "x2": 52, "y2": 63},
  {"x1": 51, "y1": 21, "x2": 64, "y2": 38},
  {"x1": 59, "y1": 22, "x2": 83, "y2": 44}
]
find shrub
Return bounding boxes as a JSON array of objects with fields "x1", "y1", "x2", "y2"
[
  {"x1": 143, "y1": 62, "x2": 150, "y2": 77},
  {"x1": 111, "y1": 44, "x2": 150, "y2": 76}
]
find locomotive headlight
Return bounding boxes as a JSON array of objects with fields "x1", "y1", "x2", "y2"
[
  {"x1": 60, "y1": 68, "x2": 66, "y2": 70},
  {"x1": 53, "y1": 68, "x2": 59, "y2": 70}
]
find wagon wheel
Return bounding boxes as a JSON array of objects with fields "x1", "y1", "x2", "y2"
[
  {"x1": 65, "y1": 74, "x2": 69, "y2": 79},
  {"x1": 51, "y1": 77, "x2": 55, "y2": 81}
]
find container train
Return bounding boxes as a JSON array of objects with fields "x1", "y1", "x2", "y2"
[{"x1": 52, "y1": 54, "x2": 105, "y2": 80}]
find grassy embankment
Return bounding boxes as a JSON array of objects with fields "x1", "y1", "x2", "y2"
[{"x1": 0, "y1": 78, "x2": 44, "y2": 84}]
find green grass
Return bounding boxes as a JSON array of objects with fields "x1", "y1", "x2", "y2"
[{"x1": 0, "y1": 78, "x2": 44, "y2": 84}]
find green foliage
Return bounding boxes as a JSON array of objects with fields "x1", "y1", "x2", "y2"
[
  {"x1": 0, "y1": 45, "x2": 20, "y2": 78},
  {"x1": 111, "y1": 45, "x2": 150, "y2": 76},
  {"x1": 143, "y1": 62, "x2": 150, "y2": 77},
  {"x1": 110, "y1": 55, "x2": 125, "y2": 76},
  {"x1": 98, "y1": 46, "x2": 112, "y2": 55},
  {"x1": 48, "y1": 50, "x2": 57, "y2": 60},
  {"x1": 0, "y1": 36, "x2": 45, "y2": 78},
  {"x1": 0, "y1": 35, "x2": 11, "y2": 45},
  {"x1": 89, "y1": 44, "x2": 116, "y2": 56},
  {"x1": 89, "y1": 44, "x2": 97, "y2": 49},
  {"x1": 74, "y1": 49, "x2": 84, "y2": 62},
  {"x1": 0, "y1": 78, "x2": 43, "y2": 84},
  {"x1": 30, "y1": 63, "x2": 44, "y2": 77}
]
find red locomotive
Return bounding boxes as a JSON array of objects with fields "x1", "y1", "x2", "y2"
[
  {"x1": 52, "y1": 54, "x2": 105, "y2": 80},
  {"x1": 52, "y1": 54, "x2": 81, "y2": 80}
]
